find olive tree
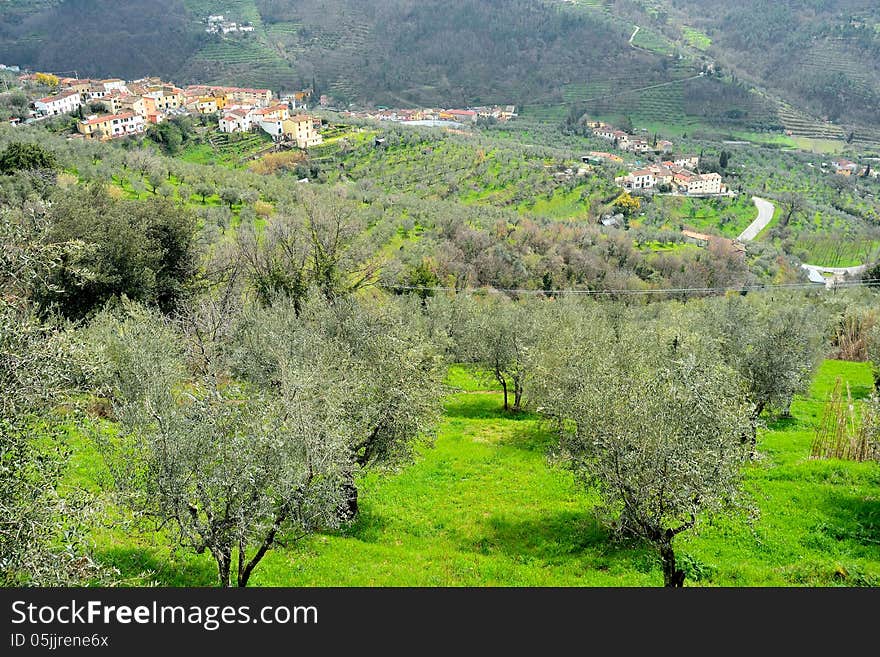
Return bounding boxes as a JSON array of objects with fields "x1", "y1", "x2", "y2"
[
  {"x1": 230, "y1": 293, "x2": 444, "y2": 519},
  {"x1": 87, "y1": 302, "x2": 350, "y2": 587},
  {"x1": 533, "y1": 314, "x2": 753, "y2": 587},
  {"x1": 456, "y1": 294, "x2": 538, "y2": 412},
  {"x1": 699, "y1": 295, "x2": 825, "y2": 445},
  {"x1": 0, "y1": 210, "x2": 109, "y2": 585}
]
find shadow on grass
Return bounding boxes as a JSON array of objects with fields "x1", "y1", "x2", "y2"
[
  {"x1": 467, "y1": 511, "x2": 656, "y2": 574},
  {"x1": 848, "y1": 383, "x2": 874, "y2": 401},
  {"x1": 818, "y1": 491, "x2": 880, "y2": 554},
  {"x1": 443, "y1": 394, "x2": 538, "y2": 422},
  {"x1": 764, "y1": 414, "x2": 803, "y2": 433},
  {"x1": 335, "y1": 504, "x2": 388, "y2": 544},
  {"x1": 501, "y1": 422, "x2": 557, "y2": 452},
  {"x1": 96, "y1": 547, "x2": 216, "y2": 587}
]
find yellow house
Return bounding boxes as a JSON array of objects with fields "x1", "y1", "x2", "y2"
[
  {"x1": 77, "y1": 112, "x2": 146, "y2": 140},
  {"x1": 286, "y1": 115, "x2": 323, "y2": 148},
  {"x1": 254, "y1": 104, "x2": 290, "y2": 122},
  {"x1": 146, "y1": 86, "x2": 185, "y2": 111},
  {"x1": 196, "y1": 97, "x2": 219, "y2": 114}
]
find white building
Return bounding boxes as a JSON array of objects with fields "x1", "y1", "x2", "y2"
[
  {"x1": 34, "y1": 91, "x2": 82, "y2": 116},
  {"x1": 219, "y1": 108, "x2": 255, "y2": 133},
  {"x1": 670, "y1": 155, "x2": 700, "y2": 170},
  {"x1": 681, "y1": 172, "x2": 723, "y2": 195}
]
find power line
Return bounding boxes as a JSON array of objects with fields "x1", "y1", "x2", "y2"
[{"x1": 381, "y1": 279, "x2": 880, "y2": 297}]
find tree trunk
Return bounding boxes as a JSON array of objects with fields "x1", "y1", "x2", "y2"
[
  {"x1": 500, "y1": 378, "x2": 509, "y2": 411},
  {"x1": 214, "y1": 549, "x2": 232, "y2": 588},
  {"x1": 659, "y1": 539, "x2": 685, "y2": 588},
  {"x1": 513, "y1": 379, "x2": 523, "y2": 412},
  {"x1": 747, "y1": 400, "x2": 766, "y2": 450},
  {"x1": 338, "y1": 472, "x2": 359, "y2": 522}
]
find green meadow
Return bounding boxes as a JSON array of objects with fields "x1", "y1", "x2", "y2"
[{"x1": 68, "y1": 360, "x2": 879, "y2": 587}]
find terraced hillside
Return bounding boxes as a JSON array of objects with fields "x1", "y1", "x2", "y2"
[
  {"x1": 2, "y1": 0, "x2": 878, "y2": 146},
  {"x1": 658, "y1": 0, "x2": 880, "y2": 128}
]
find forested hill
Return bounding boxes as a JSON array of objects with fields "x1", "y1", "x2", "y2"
[
  {"x1": 2, "y1": 0, "x2": 879, "y2": 130},
  {"x1": 0, "y1": 0, "x2": 638, "y2": 106},
  {"x1": 654, "y1": 0, "x2": 880, "y2": 126}
]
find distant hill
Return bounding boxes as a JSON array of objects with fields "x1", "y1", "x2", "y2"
[
  {"x1": 623, "y1": 0, "x2": 880, "y2": 128},
  {"x1": 0, "y1": 1, "x2": 642, "y2": 107},
  {"x1": 1, "y1": 0, "x2": 878, "y2": 140}
]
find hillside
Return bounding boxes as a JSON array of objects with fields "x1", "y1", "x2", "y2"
[
  {"x1": 1, "y1": 1, "x2": 879, "y2": 142},
  {"x1": 613, "y1": 0, "x2": 880, "y2": 141},
  {"x1": 0, "y1": 0, "x2": 797, "y2": 133}
]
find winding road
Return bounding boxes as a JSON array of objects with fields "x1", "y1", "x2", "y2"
[
  {"x1": 629, "y1": 26, "x2": 640, "y2": 47},
  {"x1": 737, "y1": 196, "x2": 868, "y2": 286},
  {"x1": 737, "y1": 196, "x2": 775, "y2": 242}
]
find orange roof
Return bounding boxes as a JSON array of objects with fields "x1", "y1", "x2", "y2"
[{"x1": 682, "y1": 229, "x2": 714, "y2": 241}]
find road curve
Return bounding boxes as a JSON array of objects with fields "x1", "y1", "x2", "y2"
[
  {"x1": 737, "y1": 196, "x2": 775, "y2": 242},
  {"x1": 629, "y1": 26, "x2": 640, "y2": 46}
]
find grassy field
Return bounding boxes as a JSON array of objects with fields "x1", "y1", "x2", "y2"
[
  {"x1": 654, "y1": 194, "x2": 759, "y2": 238},
  {"x1": 67, "y1": 359, "x2": 879, "y2": 587}
]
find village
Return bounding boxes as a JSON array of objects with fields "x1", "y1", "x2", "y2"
[
  {"x1": 5, "y1": 66, "x2": 878, "y2": 193},
  {"x1": 7, "y1": 69, "x2": 527, "y2": 152},
  {"x1": 11, "y1": 73, "x2": 324, "y2": 149},
  {"x1": 341, "y1": 104, "x2": 518, "y2": 126}
]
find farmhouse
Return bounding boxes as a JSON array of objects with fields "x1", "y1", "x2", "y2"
[
  {"x1": 254, "y1": 104, "x2": 290, "y2": 122},
  {"x1": 831, "y1": 158, "x2": 859, "y2": 176},
  {"x1": 624, "y1": 138, "x2": 652, "y2": 154},
  {"x1": 447, "y1": 109, "x2": 477, "y2": 123},
  {"x1": 619, "y1": 168, "x2": 656, "y2": 190},
  {"x1": 34, "y1": 90, "x2": 82, "y2": 116},
  {"x1": 617, "y1": 163, "x2": 723, "y2": 195},
  {"x1": 669, "y1": 155, "x2": 700, "y2": 170}
]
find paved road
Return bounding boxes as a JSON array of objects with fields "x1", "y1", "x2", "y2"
[{"x1": 737, "y1": 196, "x2": 775, "y2": 242}]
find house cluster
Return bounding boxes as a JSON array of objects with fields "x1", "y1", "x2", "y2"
[
  {"x1": 343, "y1": 105, "x2": 517, "y2": 125},
  {"x1": 588, "y1": 120, "x2": 674, "y2": 155},
  {"x1": 827, "y1": 158, "x2": 879, "y2": 178},
  {"x1": 25, "y1": 73, "x2": 323, "y2": 147},
  {"x1": 220, "y1": 104, "x2": 322, "y2": 148},
  {"x1": 615, "y1": 157, "x2": 727, "y2": 197},
  {"x1": 205, "y1": 15, "x2": 255, "y2": 35}
]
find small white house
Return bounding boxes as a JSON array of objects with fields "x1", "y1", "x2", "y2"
[{"x1": 34, "y1": 91, "x2": 82, "y2": 116}]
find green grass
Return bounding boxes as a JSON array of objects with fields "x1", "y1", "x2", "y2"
[
  {"x1": 631, "y1": 26, "x2": 676, "y2": 56},
  {"x1": 67, "y1": 360, "x2": 880, "y2": 587},
  {"x1": 518, "y1": 187, "x2": 588, "y2": 220},
  {"x1": 638, "y1": 241, "x2": 701, "y2": 254},
  {"x1": 677, "y1": 360, "x2": 880, "y2": 587},
  {"x1": 681, "y1": 26, "x2": 711, "y2": 51},
  {"x1": 656, "y1": 195, "x2": 759, "y2": 238},
  {"x1": 792, "y1": 237, "x2": 880, "y2": 268}
]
